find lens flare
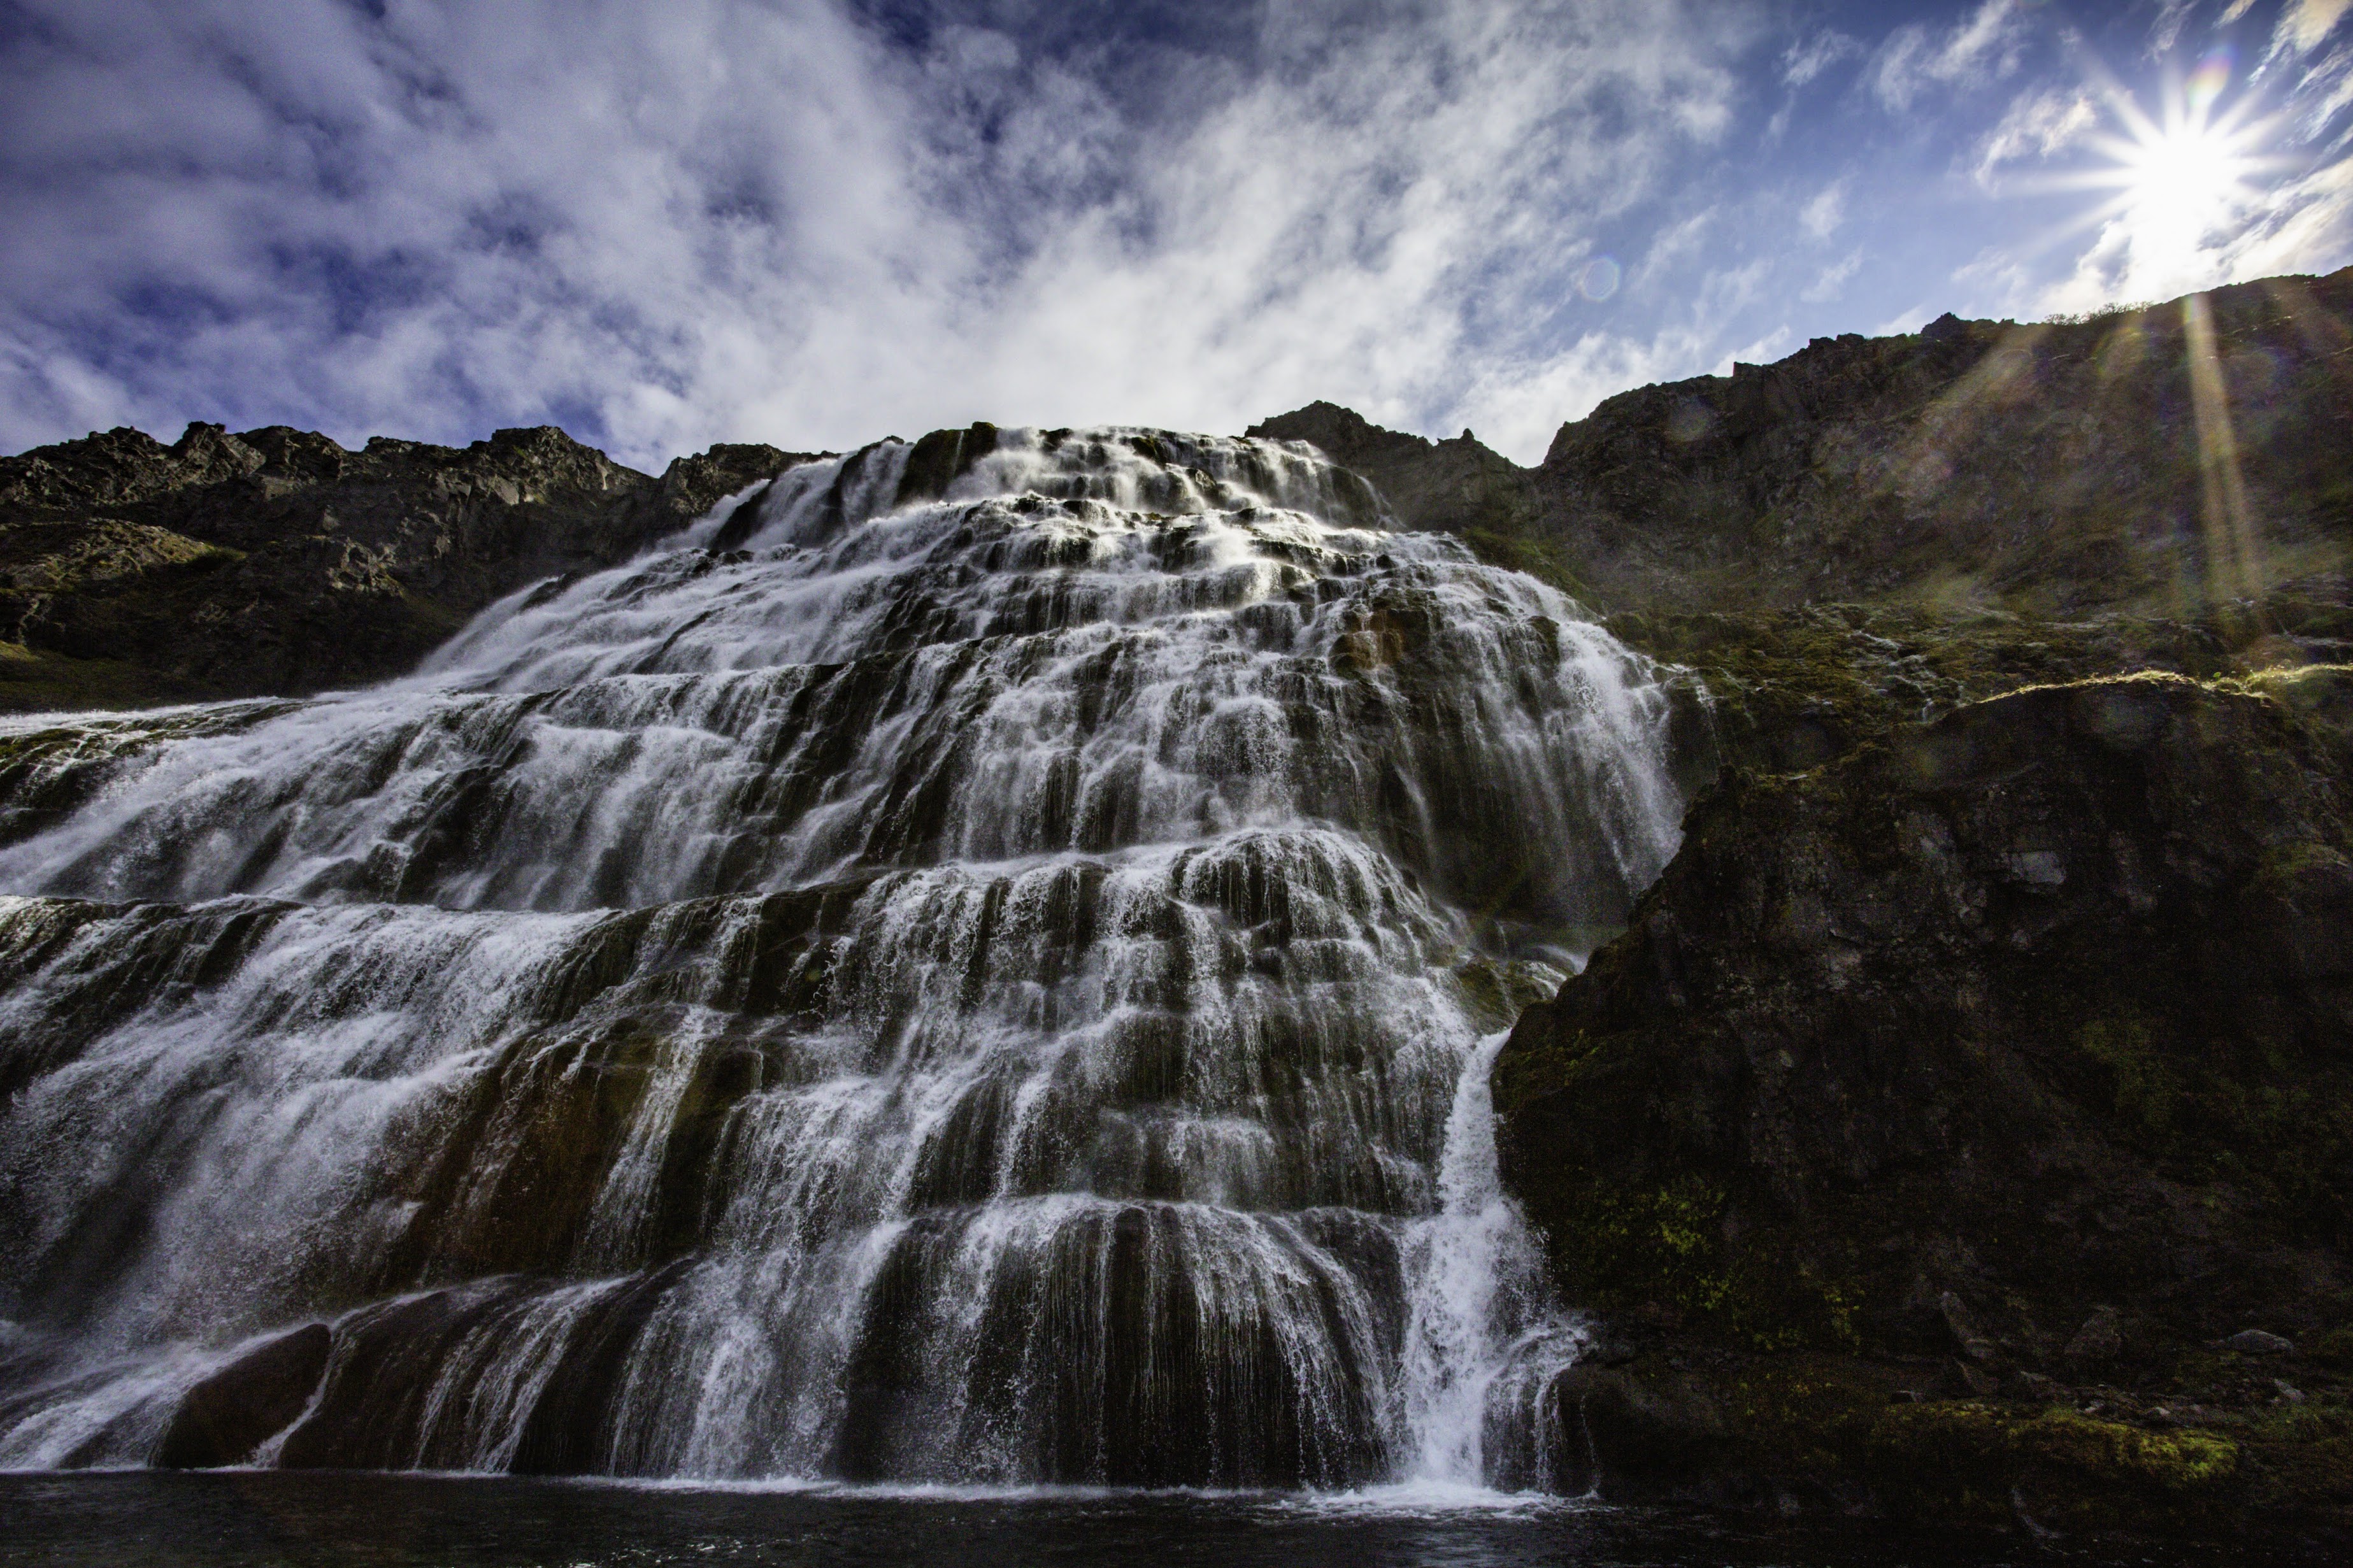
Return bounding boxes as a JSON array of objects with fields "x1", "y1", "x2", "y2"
[
  {"x1": 1575, "y1": 256, "x2": 1620, "y2": 301},
  {"x1": 2186, "y1": 46, "x2": 2233, "y2": 120}
]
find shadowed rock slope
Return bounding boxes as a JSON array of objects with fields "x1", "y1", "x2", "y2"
[
  {"x1": 1493, "y1": 667, "x2": 2353, "y2": 1536},
  {"x1": 1257, "y1": 269, "x2": 2353, "y2": 790},
  {"x1": 0, "y1": 423, "x2": 806, "y2": 712}
]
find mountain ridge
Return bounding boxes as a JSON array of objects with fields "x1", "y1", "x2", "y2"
[
  {"x1": 0, "y1": 422, "x2": 803, "y2": 711},
  {"x1": 1255, "y1": 264, "x2": 2353, "y2": 622}
]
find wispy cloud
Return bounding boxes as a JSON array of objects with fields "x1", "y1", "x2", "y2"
[
  {"x1": 4, "y1": 2, "x2": 2349, "y2": 475},
  {"x1": 1801, "y1": 180, "x2": 1849, "y2": 238},
  {"x1": 1872, "y1": 0, "x2": 2033, "y2": 112},
  {"x1": 0, "y1": 0, "x2": 1757, "y2": 467},
  {"x1": 1973, "y1": 86, "x2": 2099, "y2": 185},
  {"x1": 2276, "y1": 0, "x2": 2352, "y2": 55},
  {"x1": 1782, "y1": 29, "x2": 1863, "y2": 89},
  {"x1": 1801, "y1": 248, "x2": 1865, "y2": 302}
]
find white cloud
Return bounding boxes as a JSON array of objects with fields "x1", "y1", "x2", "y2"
[
  {"x1": 1800, "y1": 180, "x2": 1847, "y2": 238},
  {"x1": 2149, "y1": 1, "x2": 2197, "y2": 56},
  {"x1": 1456, "y1": 318, "x2": 1720, "y2": 459},
  {"x1": 2277, "y1": 0, "x2": 2352, "y2": 55},
  {"x1": 1719, "y1": 323, "x2": 1794, "y2": 372},
  {"x1": 1453, "y1": 253, "x2": 1771, "y2": 457},
  {"x1": 1628, "y1": 206, "x2": 1719, "y2": 295},
  {"x1": 1780, "y1": 30, "x2": 1862, "y2": 89},
  {"x1": 0, "y1": 0, "x2": 1758, "y2": 469},
  {"x1": 1950, "y1": 245, "x2": 2039, "y2": 315},
  {"x1": 1972, "y1": 86, "x2": 2098, "y2": 187},
  {"x1": 1801, "y1": 248, "x2": 1864, "y2": 303},
  {"x1": 1871, "y1": 0, "x2": 2032, "y2": 113}
]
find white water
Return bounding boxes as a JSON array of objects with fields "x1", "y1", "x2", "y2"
[{"x1": 0, "y1": 425, "x2": 1681, "y2": 1488}]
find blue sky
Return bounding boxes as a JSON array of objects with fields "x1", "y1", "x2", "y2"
[{"x1": 3, "y1": 0, "x2": 2350, "y2": 467}]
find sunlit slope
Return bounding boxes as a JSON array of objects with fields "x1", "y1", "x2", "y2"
[{"x1": 1259, "y1": 264, "x2": 2353, "y2": 621}]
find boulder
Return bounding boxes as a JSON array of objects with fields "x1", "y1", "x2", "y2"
[
  {"x1": 2065, "y1": 1308, "x2": 2123, "y2": 1364},
  {"x1": 1545, "y1": 1364, "x2": 1727, "y2": 1497},
  {"x1": 154, "y1": 1323, "x2": 332, "y2": 1468}
]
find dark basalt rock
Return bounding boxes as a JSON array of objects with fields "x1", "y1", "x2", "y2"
[
  {"x1": 1493, "y1": 669, "x2": 2353, "y2": 1536},
  {"x1": 1245, "y1": 403, "x2": 1543, "y2": 540},
  {"x1": 154, "y1": 1322, "x2": 332, "y2": 1468},
  {"x1": 0, "y1": 423, "x2": 813, "y2": 712},
  {"x1": 1498, "y1": 671, "x2": 2353, "y2": 1352},
  {"x1": 1544, "y1": 1364, "x2": 1728, "y2": 1497},
  {"x1": 894, "y1": 422, "x2": 1000, "y2": 506}
]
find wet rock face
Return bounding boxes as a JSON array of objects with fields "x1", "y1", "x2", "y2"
[
  {"x1": 1542, "y1": 1364, "x2": 1727, "y2": 1497},
  {"x1": 1495, "y1": 671, "x2": 2353, "y2": 1358},
  {"x1": 0, "y1": 422, "x2": 808, "y2": 711},
  {"x1": 155, "y1": 1323, "x2": 331, "y2": 1468}
]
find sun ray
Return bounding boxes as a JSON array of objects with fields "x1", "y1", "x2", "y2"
[{"x1": 2180, "y1": 290, "x2": 2265, "y2": 611}]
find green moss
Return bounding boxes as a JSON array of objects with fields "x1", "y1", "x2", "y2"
[
  {"x1": 1590, "y1": 593, "x2": 2349, "y2": 777},
  {"x1": 1462, "y1": 527, "x2": 1598, "y2": 602},
  {"x1": 2076, "y1": 1015, "x2": 2184, "y2": 1137},
  {"x1": 0, "y1": 640, "x2": 215, "y2": 714},
  {"x1": 2228, "y1": 1402, "x2": 2353, "y2": 1518},
  {"x1": 1492, "y1": 1025, "x2": 1613, "y2": 1112},
  {"x1": 2256, "y1": 840, "x2": 2353, "y2": 881},
  {"x1": 1534, "y1": 1173, "x2": 1863, "y2": 1352},
  {"x1": 1449, "y1": 957, "x2": 1568, "y2": 1034},
  {"x1": 1872, "y1": 1404, "x2": 2238, "y2": 1501},
  {"x1": 2230, "y1": 660, "x2": 2353, "y2": 699},
  {"x1": 1654, "y1": 1356, "x2": 2286, "y2": 1533}
]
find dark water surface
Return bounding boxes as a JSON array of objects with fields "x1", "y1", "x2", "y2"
[{"x1": 0, "y1": 1473, "x2": 2314, "y2": 1568}]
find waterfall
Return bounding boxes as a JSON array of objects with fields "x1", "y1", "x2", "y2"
[{"x1": 0, "y1": 426, "x2": 1682, "y2": 1488}]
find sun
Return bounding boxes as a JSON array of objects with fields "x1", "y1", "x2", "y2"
[
  {"x1": 2118, "y1": 118, "x2": 2257, "y2": 240},
  {"x1": 2078, "y1": 49, "x2": 2280, "y2": 287}
]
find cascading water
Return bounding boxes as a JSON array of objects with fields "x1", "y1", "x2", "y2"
[{"x1": 0, "y1": 426, "x2": 1682, "y2": 1490}]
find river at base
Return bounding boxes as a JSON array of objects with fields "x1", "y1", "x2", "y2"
[{"x1": 0, "y1": 1472, "x2": 2317, "y2": 1567}]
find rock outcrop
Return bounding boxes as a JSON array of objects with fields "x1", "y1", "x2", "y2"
[
  {"x1": 154, "y1": 1323, "x2": 332, "y2": 1469},
  {"x1": 0, "y1": 423, "x2": 808, "y2": 711},
  {"x1": 1494, "y1": 667, "x2": 2353, "y2": 1536},
  {"x1": 1499, "y1": 669, "x2": 2353, "y2": 1350},
  {"x1": 1245, "y1": 403, "x2": 1543, "y2": 536}
]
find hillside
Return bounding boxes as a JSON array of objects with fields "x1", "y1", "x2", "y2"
[
  {"x1": 0, "y1": 424, "x2": 799, "y2": 712},
  {"x1": 1257, "y1": 266, "x2": 2353, "y2": 621}
]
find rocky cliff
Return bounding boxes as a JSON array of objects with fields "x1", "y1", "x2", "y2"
[
  {"x1": 1501, "y1": 667, "x2": 2353, "y2": 1325},
  {"x1": 1488, "y1": 667, "x2": 2353, "y2": 1537},
  {"x1": 0, "y1": 423, "x2": 805, "y2": 712},
  {"x1": 1261, "y1": 266, "x2": 2353, "y2": 624},
  {"x1": 6, "y1": 267, "x2": 2353, "y2": 1541}
]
